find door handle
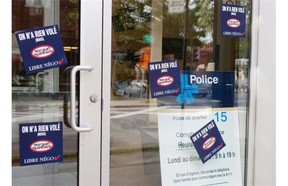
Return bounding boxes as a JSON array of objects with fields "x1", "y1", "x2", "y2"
[
  {"x1": 35, "y1": 71, "x2": 49, "y2": 93},
  {"x1": 63, "y1": 66, "x2": 74, "y2": 129},
  {"x1": 70, "y1": 65, "x2": 94, "y2": 132}
]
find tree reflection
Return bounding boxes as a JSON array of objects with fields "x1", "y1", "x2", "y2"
[{"x1": 112, "y1": 0, "x2": 214, "y2": 47}]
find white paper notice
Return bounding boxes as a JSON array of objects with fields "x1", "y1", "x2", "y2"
[{"x1": 157, "y1": 108, "x2": 242, "y2": 186}]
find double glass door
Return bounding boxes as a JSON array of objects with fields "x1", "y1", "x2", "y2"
[{"x1": 12, "y1": 0, "x2": 252, "y2": 185}]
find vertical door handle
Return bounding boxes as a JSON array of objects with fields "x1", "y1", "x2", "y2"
[
  {"x1": 70, "y1": 65, "x2": 94, "y2": 132},
  {"x1": 35, "y1": 71, "x2": 49, "y2": 93}
]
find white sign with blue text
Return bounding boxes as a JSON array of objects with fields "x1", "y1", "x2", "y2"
[{"x1": 157, "y1": 108, "x2": 242, "y2": 186}]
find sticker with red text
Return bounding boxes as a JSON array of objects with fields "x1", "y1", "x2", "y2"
[
  {"x1": 190, "y1": 119, "x2": 226, "y2": 163},
  {"x1": 148, "y1": 60, "x2": 180, "y2": 98},
  {"x1": 19, "y1": 122, "x2": 63, "y2": 166},
  {"x1": 15, "y1": 25, "x2": 67, "y2": 74}
]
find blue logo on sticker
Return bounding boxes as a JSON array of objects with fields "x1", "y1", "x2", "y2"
[{"x1": 176, "y1": 73, "x2": 199, "y2": 104}]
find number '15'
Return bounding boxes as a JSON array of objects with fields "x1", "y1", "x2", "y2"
[{"x1": 215, "y1": 112, "x2": 227, "y2": 122}]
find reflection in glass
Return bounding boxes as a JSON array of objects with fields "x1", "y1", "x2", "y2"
[
  {"x1": 12, "y1": 0, "x2": 80, "y2": 185},
  {"x1": 110, "y1": 0, "x2": 251, "y2": 185}
]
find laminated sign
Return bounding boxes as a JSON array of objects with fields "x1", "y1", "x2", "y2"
[
  {"x1": 19, "y1": 122, "x2": 63, "y2": 166},
  {"x1": 15, "y1": 25, "x2": 68, "y2": 74},
  {"x1": 157, "y1": 108, "x2": 242, "y2": 186}
]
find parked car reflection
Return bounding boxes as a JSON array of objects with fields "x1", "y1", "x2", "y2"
[{"x1": 114, "y1": 80, "x2": 147, "y2": 98}]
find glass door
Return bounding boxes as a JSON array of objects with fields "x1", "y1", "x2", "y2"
[
  {"x1": 12, "y1": 0, "x2": 254, "y2": 186},
  {"x1": 11, "y1": 0, "x2": 103, "y2": 185},
  {"x1": 102, "y1": 0, "x2": 253, "y2": 185}
]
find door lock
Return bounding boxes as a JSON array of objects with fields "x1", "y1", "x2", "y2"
[{"x1": 90, "y1": 94, "x2": 98, "y2": 103}]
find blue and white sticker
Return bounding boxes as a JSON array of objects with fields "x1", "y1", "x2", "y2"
[
  {"x1": 15, "y1": 25, "x2": 67, "y2": 74},
  {"x1": 19, "y1": 122, "x2": 63, "y2": 166},
  {"x1": 221, "y1": 5, "x2": 246, "y2": 37},
  {"x1": 190, "y1": 119, "x2": 226, "y2": 163},
  {"x1": 148, "y1": 60, "x2": 181, "y2": 98}
]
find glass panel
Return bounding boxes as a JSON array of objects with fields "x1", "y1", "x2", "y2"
[
  {"x1": 110, "y1": 0, "x2": 251, "y2": 185},
  {"x1": 12, "y1": 0, "x2": 80, "y2": 185}
]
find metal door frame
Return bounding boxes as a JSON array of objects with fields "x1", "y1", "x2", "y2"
[
  {"x1": 247, "y1": 0, "x2": 276, "y2": 185},
  {"x1": 78, "y1": 0, "x2": 103, "y2": 185},
  {"x1": 81, "y1": 0, "x2": 276, "y2": 185}
]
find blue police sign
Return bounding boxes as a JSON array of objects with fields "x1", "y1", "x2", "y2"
[
  {"x1": 187, "y1": 71, "x2": 235, "y2": 107},
  {"x1": 173, "y1": 71, "x2": 234, "y2": 105},
  {"x1": 190, "y1": 120, "x2": 226, "y2": 163},
  {"x1": 157, "y1": 71, "x2": 235, "y2": 108},
  {"x1": 15, "y1": 25, "x2": 67, "y2": 74},
  {"x1": 148, "y1": 60, "x2": 181, "y2": 98},
  {"x1": 221, "y1": 5, "x2": 246, "y2": 37},
  {"x1": 19, "y1": 122, "x2": 63, "y2": 166}
]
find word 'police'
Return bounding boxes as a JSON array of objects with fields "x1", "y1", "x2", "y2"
[{"x1": 190, "y1": 75, "x2": 219, "y2": 85}]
